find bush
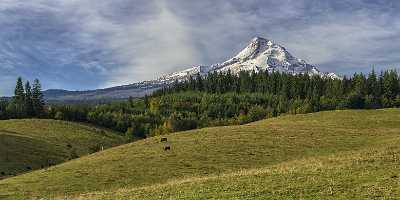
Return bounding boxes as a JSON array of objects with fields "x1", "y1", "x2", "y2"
[
  {"x1": 395, "y1": 95, "x2": 400, "y2": 107},
  {"x1": 54, "y1": 111, "x2": 64, "y2": 120},
  {"x1": 237, "y1": 113, "x2": 250, "y2": 125},
  {"x1": 88, "y1": 145, "x2": 102, "y2": 154},
  {"x1": 347, "y1": 93, "x2": 365, "y2": 109},
  {"x1": 164, "y1": 112, "x2": 198, "y2": 132},
  {"x1": 69, "y1": 148, "x2": 79, "y2": 160},
  {"x1": 125, "y1": 127, "x2": 135, "y2": 142},
  {"x1": 364, "y1": 95, "x2": 380, "y2": 109},
  {"x1": 248, "y1": 105, "x2": 267, "y2": 122}
]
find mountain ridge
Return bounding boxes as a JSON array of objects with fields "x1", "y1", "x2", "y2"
[{"x1": 43, "y1": 37, "x2": 339, "y2": 102}]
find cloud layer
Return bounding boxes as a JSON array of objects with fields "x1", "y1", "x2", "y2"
[{"x1": 1, "y1": 0, "x2": 400, "y2": 95}]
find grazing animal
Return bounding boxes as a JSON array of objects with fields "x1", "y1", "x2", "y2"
[
  {"x1": 161, "y1": 138, "x2": 168, "y2": 142},
  {"x1": 26, "y1": 166, "x2": 32, "y2": 170},
  {"x1": 164, "y1": 146, "x2": 171, "y2": 151},
  {"x1": 0, "y1": 172, "x2": 5, "y2": 176}
]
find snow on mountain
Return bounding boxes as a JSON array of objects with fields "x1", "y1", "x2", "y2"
[
  {"x1": 160, "y1": 37, "x2": 340, "y2": 82},
  {"x1": 159, "y1": 65, "x2": 211, "y2": 82}
]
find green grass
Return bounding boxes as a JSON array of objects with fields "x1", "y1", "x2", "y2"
[
  {"x1": 0, "y1": 119, "x2": 125, "y2": 179},
  {"x1": 0, "y1": 109, "x2": 400, "y2": 199}
]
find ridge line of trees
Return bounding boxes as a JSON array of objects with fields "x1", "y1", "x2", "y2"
[
  {"x1": 1, "y1": 69, "x2": 399, "y2": 140},
  {"x1": 47, "y1": 69, "x2": 400, "y2": 140}
]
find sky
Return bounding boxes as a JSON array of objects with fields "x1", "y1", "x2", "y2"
[{"x1": 1, "y1": 0, "x2": 400, "y2": 95}]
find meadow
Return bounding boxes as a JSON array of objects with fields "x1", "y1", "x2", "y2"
[
  {"x1": 0, "y1": 119, "x2": 125, "y2": 179},
  {"x1": 0, "y1": 109, "x2": 399, "y2": 199}
]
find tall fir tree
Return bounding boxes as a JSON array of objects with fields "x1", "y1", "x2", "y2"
[
  {"x1": 14, "y1": 77, "x2": 25, "y2": 103},
  {"x1": 32, "y1": 79, "x2": 45, "y2": 117},
  {"x1": 25, "y1": 81, "x2": 34, "y2": 117},
  {"x1": 367, "y1": 69, "x2": 379, "y2": 97},
  {"x1": 13, "y1": 77, "x2": 26, "y2": 118}
]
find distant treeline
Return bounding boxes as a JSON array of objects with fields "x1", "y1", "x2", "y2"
[{"x1": 1, "y1": 69, "x2": 399, "y2": 140}]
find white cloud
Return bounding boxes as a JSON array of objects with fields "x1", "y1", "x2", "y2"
[{"x1": 102, "y1": 0, "x2": 200, "y2": 87}]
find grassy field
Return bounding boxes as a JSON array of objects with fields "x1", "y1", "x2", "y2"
[
  {"x1": 0, "y1": 119, "x2": 125, "y2": 179},
  {"x1": 0, "y1": 109, "x2": 400, "y2": 199}
]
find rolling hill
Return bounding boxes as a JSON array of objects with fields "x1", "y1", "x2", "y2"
[
  {"x1": 1, "y1": 109, "x2": 400, "y2": 199},
  {"x1": 0, "y1": 119, "x2": 125, "y2": 179}
]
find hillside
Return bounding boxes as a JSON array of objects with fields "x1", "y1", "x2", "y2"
[
  {"x1": 1, "y1": 109, "x2": 400, "y2": 199},
  {"x1": 0, "y1": 119, "x2": 125, "y2": 179}
]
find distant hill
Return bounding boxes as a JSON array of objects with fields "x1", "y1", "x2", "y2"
[
  {"x1": 43, "y1": 83, "x2": 162, "y2": 103},
  {"x1": 0, "y1": 97, "x2": 11, "y2": 102},
  {"x1": 0, "y1": 119, "x2": 125, "y2": 179},
  {"x1": 43, "y1": 37, "x2": 338, "y2": 103},
  {"x1": 1, "y1": 109, "x2": 399, "y2": 199}
]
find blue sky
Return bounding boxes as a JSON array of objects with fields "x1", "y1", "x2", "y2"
[{"x1": 1, "y1": 0, "x2": 400, "y2": 95}]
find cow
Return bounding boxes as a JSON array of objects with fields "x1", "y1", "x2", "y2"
[
  {"x1": 164, "y1": 146, "x2": 171, "y2": 151},
  {"x1": 161, "y1": 138, "x2": 168, "y2": 142}
]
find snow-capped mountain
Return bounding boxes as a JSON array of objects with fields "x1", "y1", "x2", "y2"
[
  {"x1": 44, "y1": 37, "x2": 339, "y2": 102},
  {"x1": 160, "y1": 37, "x2": 339, "y2": 82}
]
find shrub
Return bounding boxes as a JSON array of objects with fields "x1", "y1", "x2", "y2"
[
  {"x1": 69, "y1": 148, "x2": 79, "y2": 160},
  {"x1": 248, "y1": 105, "x2": 267, "y2": 122}
]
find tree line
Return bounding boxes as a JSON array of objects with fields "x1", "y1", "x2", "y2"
[
  {"x1": 46, "y1": 69, "x2": 400, "y2": 140},
  {"x1": 155, "y1": 69, "x2": 400, "y2": 109},
  {"x1": 1, "y1": 69, "x2": 399, "y2": 140}
]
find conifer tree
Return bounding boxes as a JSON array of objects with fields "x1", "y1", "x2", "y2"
[
  {"x1": 32, "y1": 79, "x2": 45, "y2": 117},
  {"x1": 367, "y1": 69, "x2": 379, "y2": 96},
  {"x1": 13, "y1": 77, "x2": 26, "y2": 118},
  {"x1": 25, "y1": 81, "x2": 34, "y2": 117},
  {"x1": 14, "y1": 77, "x2": 25, "y2": 103}
]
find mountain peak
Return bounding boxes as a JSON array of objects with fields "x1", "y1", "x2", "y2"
[
  {"x1": 234, "y1": 36, "x2": 276, "y2": 62},
  {"x1": 250, "y1": 37, "x2": 274, "y2": 46},
  {"x1": 251, "y1": 36, "x2": 269, "y2": 42},
  {"x1": 160, "y1": 37, "x2": 339, "y2": 82}
]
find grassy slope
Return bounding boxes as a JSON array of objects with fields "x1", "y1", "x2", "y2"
[
  {"x1": 0, "y1": 119, "x2": 125, "y2": 179},
  {"x1": 1, "y1": 109, "x2": 400, "y2": 199}
]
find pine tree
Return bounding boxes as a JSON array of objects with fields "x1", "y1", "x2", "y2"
[
  {"x1": 14, "y1": 77, "x2": 25, "y2": 103},
  {"x1": 32, "y1": 79, "x2": 45, "y2": 117},
  {"x1": 367, "y1": 69, "x2": 379, "y2": 97},
  {"x1": 13, "y1": 77, "x2": 26, "y2": 118},
  {"x1": 25, "y1": 81, "x2": 34, "y2": 117}
]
